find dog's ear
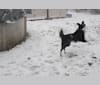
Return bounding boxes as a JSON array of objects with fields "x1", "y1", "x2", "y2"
[
  {"x1": 81, "y1": 21, "x2": 86, "y2": 27},
  {"x1": 81, "y1": 21, "x2": 85, "y2": 24}
]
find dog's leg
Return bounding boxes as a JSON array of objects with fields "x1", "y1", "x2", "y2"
[
  {"x1": 82, "y1": 31, "x2": 87, "y2": 42},
  {"x1": 60, "y1": 52, "x2": 62, "y2": 57},
  {"x1": 60, "y1": 48, "x2": 63, "y2": 57}
]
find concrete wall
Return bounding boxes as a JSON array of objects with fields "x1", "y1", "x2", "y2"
[
  {"x1": 26, "y1": 9, "x2": 67, "y2": 20},
  {"x1": 27, "y1": 9, "x2": 47, "y2": 19},
  {"x1": 32, "y1": 9, "x2": 47, "y2": 18},
  {"x1": 49, "y1": 9, "x2": 67, "y2": 18},
  {"x1": 0, "y1": 17, "x2": 26, "y2": 51}
]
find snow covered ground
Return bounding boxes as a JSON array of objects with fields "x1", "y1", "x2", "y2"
[{"x1": 0, "y1": 11, "x2": 100, "y2": 77}]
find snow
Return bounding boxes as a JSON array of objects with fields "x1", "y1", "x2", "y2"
[{"x1": 0, "y1": 11, "x2": 100, "y2": 77}]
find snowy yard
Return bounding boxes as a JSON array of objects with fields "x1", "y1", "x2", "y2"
[{"x1": 0, "y1": 12, "x2": 100, "y2": 77}]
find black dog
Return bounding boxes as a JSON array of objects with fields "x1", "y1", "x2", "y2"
[{"x1": 59, "y1": 21, "x2": 87, "y2": 56}]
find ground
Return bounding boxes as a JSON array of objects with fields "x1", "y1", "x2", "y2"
[{"x1": 0, "y1": 12, "x2": 100, "y2": 77}]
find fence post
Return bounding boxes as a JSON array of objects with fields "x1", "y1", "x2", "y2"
[{"x1": 46, "y1": 9, "x2": 49, "y2": 19}]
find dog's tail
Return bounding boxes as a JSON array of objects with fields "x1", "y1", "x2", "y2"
[{"x1": 59, "y1": 29, "x2": 64, "y2": 38}]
